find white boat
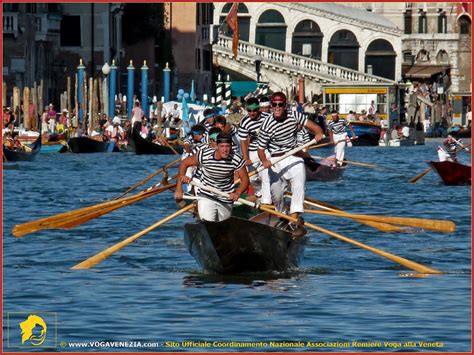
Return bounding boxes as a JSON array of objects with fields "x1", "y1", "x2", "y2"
[{"x1": 379, "y1": 139, "x2": 415, "y2": 147}]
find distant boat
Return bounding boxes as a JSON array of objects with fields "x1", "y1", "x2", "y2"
[
  {"x1": 347, "y1": 121, "x2": 381, "y2": 146},
  {"x1": 129, "y1": 128, "x2": 183, "y2": 155},
  {"x1": 379, "y1": 138, "x2": 415, "y2": 147},
  {"x1": 304, "y1": 155, "x2": 345, "y2": 181},
  {"x1": 67, "y1": 136, "x2": 119, "y2": 153},
  {"x1": 40, "y1": 143, "x2": 66, "y2": 153},
  {"x1": 428, "y1": 161, "x2": 471, "y2": 185},
  {"x1": 3, "y1": 134, "x2": 42, "y2": 162}
]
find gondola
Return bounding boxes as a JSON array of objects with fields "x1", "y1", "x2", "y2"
[
  {"x1": 428, "y1": 161, "x2": 471, "y2": 185},
  {"x1": 3, "y1": 134, "x2": 42, "y2": 162},
  {"x1": 67, "y1": 136, "x2": 119, "y2": 153},
  {"x1": 129, "y1": 128, "x2": 183, "y2": 155},
  {"x1": 184, "y1": 212, "x2": 308, "y2": 274},
  {"x1": 347, "y1": 121, "x2": 381, "y2": 146},
  {"x1": 304, "y1": 155, "x2": 345, "y2": 181}
]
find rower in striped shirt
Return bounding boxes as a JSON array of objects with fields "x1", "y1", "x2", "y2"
[
  {"x1": 327, "y1": 110, "x2": 357, "y2": 166},
  {"x1": 183, "y1": 124, "x2": 206, "y2": 157},
  {"x1": 238, "y1": 97, "x2": 271, "y2": 197},
  {"x1": 257, "y1": 92, "x2": 325, "y2": 234},
  {"x1": 175, "y1": 132, "x2": 249, "y2": 222}
]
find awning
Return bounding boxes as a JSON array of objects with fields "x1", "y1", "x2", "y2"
[
  {"x1": 231, "y1": 81, "x2": 257, "y2": 97},
  {"x1": 404, "y1": 65, "x2": 449, "y2": 79}
]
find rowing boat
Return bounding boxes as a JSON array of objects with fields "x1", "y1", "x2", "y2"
[
  {"x1": 184, "y1": 212, "x2": 308, "y2": 274},
  {"x1": 347, "y1": 121, "x2": 381, "y2": 146},
  {"x1": 129, "y1": 128, "x2": 184, "y2": 155},
  {"x1": 67, "y1": 136, "x2": 120, "y2": 153},
  {"x1": 428, "y1": 161, "x2": 471, "y2": 185},
  {"x1": 304, "y1": 156, "x2": 345, "y2": 181},
  {"x1": 3, "y1": 134, "x2": 42, "y2": 162}
]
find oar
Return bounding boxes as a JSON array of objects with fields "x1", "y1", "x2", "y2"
[
  {"x1": 302, "y1": 209, "x2": 455, "y2": 233},
  {"x1": 310, "y1": 155, "x2": 385, "y2": 169},
  {"x1": 71, "y1": 203, "x2": 195, "y2": 270},
  {"x1": 288, "y1": 193, "x2": 405, "y2": 233},
  {"x1": 113, "y1": 157, "x2": 180, "y2": 200},
  {"x1": 164, "y1": 139, "x2": 181, "y2": 156},
  {"x1": 190, "y1": 180, "x2": 443, "y2": 275},
  {"x1": 452, "y1": 138, "x2": 470, "y2": 151},
  {"x1": 12, "y1": 182, "x2": 177, "y2": 237},
  {"x1": 410, "y1": 166, "x2": 432, "y2": 183}
]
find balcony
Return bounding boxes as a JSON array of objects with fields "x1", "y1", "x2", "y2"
[
  {"x1": 3, "y1": 12, "x2": 18, "y2": 38},
  {"x1": 35, "y1": 13, "x2": 61, "y2": 42}
]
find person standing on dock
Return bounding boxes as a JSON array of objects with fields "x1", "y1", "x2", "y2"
[
  {"x1": 175, "y1": 132, "x2": 249, "y2": 222},
  {"x1": 327, "y1": 110, "x2": 356, "y2": 167},
  {"x1": 257, "y1": 92, "x2": 325, "y2": 233}
]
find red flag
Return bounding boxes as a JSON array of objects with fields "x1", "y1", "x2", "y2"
[{"x1": 226, "y1": 3, "x2": 239, "y2": 59}]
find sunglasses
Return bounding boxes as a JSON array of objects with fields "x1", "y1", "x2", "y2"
[
  {"x1": 271, "y1": 102, "x2": 285, "y2": 108},
  {"x1": 247, "y1": 109, "x2": 259, "y2": 113}
]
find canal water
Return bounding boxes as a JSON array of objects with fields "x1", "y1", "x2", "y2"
[{"x1": 3, "y1": 138, "x2": 471, "y2": 352}]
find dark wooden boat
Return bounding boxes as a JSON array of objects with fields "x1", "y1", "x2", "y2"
[
  {"x1": 3, "y1": 134, "x2": 42, "y2": 162},
  {"x1": 304, "y1": 156, "x2": 344, "y2": 181},
  {"x1": 67, "y1": 136, "x2": 119, "y2": 153},
  {"x1": 184, "y1": 212, "x2": 308, "y2": 274},
  {"x1": 347, "y1": 121, "x2": 381, "y2": 146},
  {"x1": 130, "y1": 128, "x2": 183, "y2": 155},
  {"x1": 428, "y1": 161, "x2": 471, "y2": 185}
]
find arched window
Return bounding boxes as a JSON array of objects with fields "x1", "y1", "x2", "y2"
[
  {"x1": 220, "y1": 3, "x2": 250, "y2": 41},
  {"x1": 256, "y1": 10, "x2": 287, "y2": 51},
  {"x1": 436, "y1": 50, "x2": 449, "y2": 65},
  {"x1": 403, "y1": 51, "x2": 414, "y2": 65},
  {"x1": 365, "y1": 39, "x2": 396, "y2": 80},
  {"x1": 416, "y1": 49, "x2": 430, "y2": 62},
  {"x1": 458, "y1": 15, "x2": 471, "y2": 35},
  {"x1": 292, "y1": 20, "x2": 323, "y2": 59},
  {"x1": 328, "y1": 30, "x2": 359, "y2": 70}
]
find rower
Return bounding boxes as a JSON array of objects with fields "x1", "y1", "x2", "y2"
[
  {"x1": 238, "y1": 97, "x2": 271, "y2": 198},
  {"x1": 327, "y1": 110, "x2": 357, "y2": 167},
  {"x1": 438, "y1": 135, "x2": 468, "y2": 163},
  {"x1": 175, "y1": 132, "x2": 249, "y2": 222},
  {"x1": 183, "y1": 124, "x2": 206, "y2": 156},
  {"x1": 257, "y1": 92, "x2": 325, "y2": 236}
]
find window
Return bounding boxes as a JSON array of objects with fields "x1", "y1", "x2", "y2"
[
  {"x1": 60, "y1": 16, "x2": 81, "y2": 46},
  {"x1": 438, "y1": 12, "x2": 447, "y2": 33},
  {"x1": 195, "y1": 48, "x2": 201, "y2": 71},
  {"x1": 418, "y1": 11, "x2": 427, "y2": 33},
  {"x1": 404, "y1": 10, "x2": 412, "y2": 34},
  {"x1": 3, "y1": 3, "x2": 19, "y2": 12},
  {"x1": 459, "y1": 16, "x2": 471, "y2": 35},
  {"x1": 203, "y1": 50, "x2": 211, "y2": 72}
]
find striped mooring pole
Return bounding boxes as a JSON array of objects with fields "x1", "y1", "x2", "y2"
[
  {"x1": 257, "y1": 82, "x2": 269, "y2": 97},
  {"x1": 215, "y1": 74, "x2": 223, "y2": 107},
  {"x1": 224, "y1": 74, "x2": 231, "y2": 107}
]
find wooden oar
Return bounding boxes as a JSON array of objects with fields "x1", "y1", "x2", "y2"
[
  {"x1": 113, "y1": 157, "x2": 180, "y2": 200},
  {"x1": 71, "y1": 203, "x2": 195, "y2": 270},
  {"x1": 164, "y1": 139, "x2": 181, "y2": 156},
  {"x1": 190, "y1": 180, "x2": 443, "y2": 275},
  {"x1": 302, "y1": 209, "x2": 455, "y2": 233},
  {"x1": 310, "y1": 155, "x2": 385, "y2": 169},
  {"x1": 288, "y1": 193, "x2": 404, "y2": 233},
  {"x1": 12, "y1": 182, "x2": 177, "y2": 237}
]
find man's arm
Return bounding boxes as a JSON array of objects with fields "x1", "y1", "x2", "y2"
[
  {"x1": 305, "y1": 119, "x2": 325, "y2": 142},
  {"x1": 240, "y1": 138, "x2": 251, "y2": 164},
  {"x1": 257, "y1": 148, "x2": 272, "y2": 169},
  {"x1": 175, "y1": 155, "x2": 198, "y2": 201},
  {"x1": 229, "y1": 166, "x2": 250, "y2": 201}
]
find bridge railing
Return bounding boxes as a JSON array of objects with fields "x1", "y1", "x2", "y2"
[{"x1": 215, "y1": 36, "x2": 395, "y2": 84}]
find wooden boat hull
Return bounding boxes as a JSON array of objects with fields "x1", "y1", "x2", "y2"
[
  {"x1": 348, "y1": 121, "x2": 381, "y2": 146},
  {"x1": 67, "y1": 137, "x2": 119, "y2": 153},
  {"x1": 304, "y1": 157, "x2": 344, "y2": 181},
  {"x1": 130, "y1": 128, "x2": 183, "y2": 155},
  {"x1": 428, "y1": 161, "x2": 471, "y2": 185},
  {"x1": 184, "y1": 213, "x2": 308, "y2": 274},
  {"x1": 3, "y1": 134, "x2": 42, "y2": 162},
  {"x1": 41, "y1": 143, "x2": 66, "y2": 153}
]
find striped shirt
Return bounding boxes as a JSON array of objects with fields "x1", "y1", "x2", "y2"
[
  {"x1": 257, "y1": 110, "x2": 308, "y2": 155},
  {"x1": 202, "y1": 125, "x2": 240, "y2": 153},
  {"x1": 196, "y1": 147, "x2": 245, "y2": 203},
  {"x1": 327, "y1": 118, "x2": 349, "y2": 134},
  {"x1": 238, "y1": 112, "x2": 270, "y2": 152}
]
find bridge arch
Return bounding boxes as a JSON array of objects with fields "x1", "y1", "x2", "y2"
[
  {"x1": 328, "y1": 29, "x2": 359, "y2": 71},
  {"x1": 291, "y1": 19, "x2": 323, "y2": 60},
  {"x1": 255, "y1": 9, "x2": 287, "y2": 51}
]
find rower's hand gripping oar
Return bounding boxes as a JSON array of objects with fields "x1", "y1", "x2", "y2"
[{"x1": 189, "y1": 180, "x2": 443, "y2": 275}]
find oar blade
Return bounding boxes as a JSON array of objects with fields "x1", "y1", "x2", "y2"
[{"x1": 410, "y1": 167, "x2": 432, "y2": 183}]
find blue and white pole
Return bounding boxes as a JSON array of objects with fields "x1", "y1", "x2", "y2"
[
  {"x1": 127, "y1": 60, "x2": 135, "y2": 119},
  {"x1": 224, "y1": 74, "x2": 232, "y2": 108},
  {"x1": 141, "y1": 60, "x2": 148, "y2": 117},
  {"x1": 109, "y1": 59, "x2": 117, "y2": 117},
  {"x1": 163, "y1": 62, "x2": 171, "y2": 103},
  {"x1": 77, "y1": 59, "x2": 85, "y2": 124}
]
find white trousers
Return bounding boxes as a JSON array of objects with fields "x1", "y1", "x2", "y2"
[
  {"x1": 333, "y1": 132, "x2": 348, "y2": 164},
  {"x1": 437, "y1": 148, "x2": 455, "y2": 162},
  {"x1": 248, "y1": 150, "x2": 271, "y2": 198},
  {"x1": 261, "y1": 155, "x2": 306, "y2": 214},
  {"x1": 197, "y1": 197, "x2": 233, "y2": 222}
]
